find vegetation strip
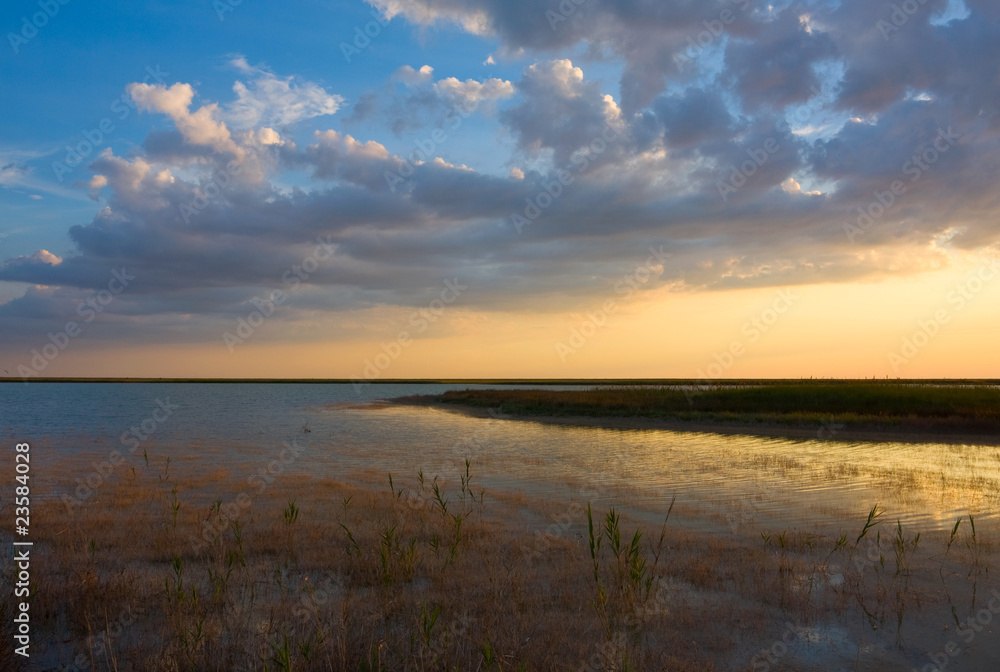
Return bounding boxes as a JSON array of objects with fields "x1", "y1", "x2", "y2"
[{"x1": 404, "y1": 384, "x2": 1000, "y2": 439}]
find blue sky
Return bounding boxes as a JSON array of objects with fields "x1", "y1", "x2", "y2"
[
  {"x1": 0, "y1": 0, "x2": 515, "y2": 259},
  {"x1": 1, "y1": 0, "x2": 998, "y2": 378}
]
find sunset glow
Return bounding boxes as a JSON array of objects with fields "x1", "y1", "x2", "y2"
[{"x1": 2, "y1": 0, "x2": 997, "y2": 379}]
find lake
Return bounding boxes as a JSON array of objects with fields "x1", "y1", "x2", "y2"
[{"x1": 5, "y1": 382, "x2": 999, "y2": 534}]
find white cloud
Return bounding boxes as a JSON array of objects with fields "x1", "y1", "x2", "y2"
[
  {"x1": 30, "y1": 250, "x2": 62, "y2": 265},
  {"x1": 368, "y1": 0, "x2": 490, "y2": 34},
  {"x1": 224, "y1": 57, "x2": 344, "y2": 129},
  {"x1": 781, "y1": 177, "x2": 802, "y2": 194},
  {"x1": 256, "y1": 127, "x2": 283, "y2": 146},
  {"x1": 930, "y1": 0, "x2": 971, "y2": 26},
  {"x1": 781, "y1": 177, "x2": 821, "y2": 196},
  {"x1": 433, "y1": 76, "x2": 515, "y2": 109},
  {"x1": 88, "y1": 174, "x2": 108, "y2": 199},
  {"x1": 128, "y1": 82, "x2": 244, "y2": 158},
  {"x1": 0, "y1": 160, "x2": 29, "y2": 187},
  {"x1": 394, "y1": 64, "x2": 434, "y2": 86}
]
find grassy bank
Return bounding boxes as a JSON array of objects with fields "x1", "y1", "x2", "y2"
[
  {"x1": 2, "y1": 451, "x2": 995, "y2": 671},
  {"x1": 422, "y1": 384, "x2": 1000, "y2": 436}
]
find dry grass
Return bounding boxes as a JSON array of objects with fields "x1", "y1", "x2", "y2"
[{"x1": 3, "y1": 453, "x2": 995, "y2": 671}]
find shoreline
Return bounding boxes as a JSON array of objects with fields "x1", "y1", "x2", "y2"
[{"x1": 392, "y1": 395, "x2": 1000, "y2": 446}]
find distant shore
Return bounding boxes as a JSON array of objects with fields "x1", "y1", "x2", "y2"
[
  {"x1": 393, "y1": 384, "x2": 1000, "y2": 445},
  {"x1": 3, "y1": 377, "x2": 999, "y2": 385}
]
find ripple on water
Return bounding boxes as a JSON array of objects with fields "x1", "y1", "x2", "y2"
[{"x1": 4, "y1": 382, "x2": 999, "y2": 532}]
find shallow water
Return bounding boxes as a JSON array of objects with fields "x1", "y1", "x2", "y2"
[
  {"x1": 6, "y1": 382, "x2": 1000, "y2": 671},
  {"x1": 3, "y1": 382, "x2": 999, "y2": 532}
]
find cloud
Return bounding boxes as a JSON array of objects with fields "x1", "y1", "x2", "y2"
[
  {"x1": 781, "y1": 177, "x2": 820, "y2": 196},
  {"x1": 345, "y1": 92, "x2": 379, "y2": 124},
  {"x1": 649, "y1": 87, "x2": 733, "y2": 151},
  {"x1": 394, "y1": 64, "x2": 435, "y2": 86},
  {"x1": 31, "y1": 250, "x2": 62, "y2": 265},
  {"x1": 722, "y1": 11, "x2": 837, "y2": 111},
  {"x1": 369, "y1": 0, "x2": 491, "y2": 35},
  {"x1": 432, "y1": 76, "x2": 515, "y2": 109},
  {"x1": 87, "y1": 174, "x2": 108, "y2": 200},
  {"x1": 501, "y1": 59, "x2": 625, "y2": 166},
  {"x1": 0, "y1": 160, "x2": 30, "y2": 187},
  {"x1": 358, "y1": 68, "x2": 515, "y2": 133},
  {"x1": 127, "y1": 82, "x2": 244, "y2": 158},
  {"x1": 225, "y1": 56, "x2": 344, "y2": 128},
  {"x1": 4, "y1": 4, "x2": 1000, "y2": 351},
  {"x1": 258, "y1": 128, "x2": 283, "y2": 147},
  {"x1": 0, "y1": 151, "x2": 91, "y2": 201}
]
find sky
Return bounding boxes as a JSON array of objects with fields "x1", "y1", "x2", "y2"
[{"x1": 0, "y1": 0, "x2": 998, "y2": 381}]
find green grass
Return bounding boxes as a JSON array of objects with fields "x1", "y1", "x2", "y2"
[{"x1": 428, "y1": 383, "x2": 1000, "y2": 435}]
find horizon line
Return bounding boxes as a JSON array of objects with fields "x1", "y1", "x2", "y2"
[{"x1": 2, "y1": 377, "x2": 998, "y2": 385}]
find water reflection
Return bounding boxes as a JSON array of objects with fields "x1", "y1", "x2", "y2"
[
  {"x1": 5, "y1": 382, "x2": 998, "y2": 533},
  {"x1": 309, "y1": 404, "x2": 1000, "y2": 533}
]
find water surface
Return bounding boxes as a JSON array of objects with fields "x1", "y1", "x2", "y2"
[{"x1": 4, "y1": 382, "x2": 999, "y2": 532}]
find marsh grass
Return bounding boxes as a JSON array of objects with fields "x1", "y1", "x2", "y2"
[
  {"x1": 430, "y1": 384, "x2": 1000, "y2": 435},
  {"x1": 4, "y1": 453, "x2": 995, "y2": 671}
]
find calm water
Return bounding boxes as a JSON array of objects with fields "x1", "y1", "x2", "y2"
[{"x1": 3, "y1": 382, "x2": 999, "y2": 532}]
